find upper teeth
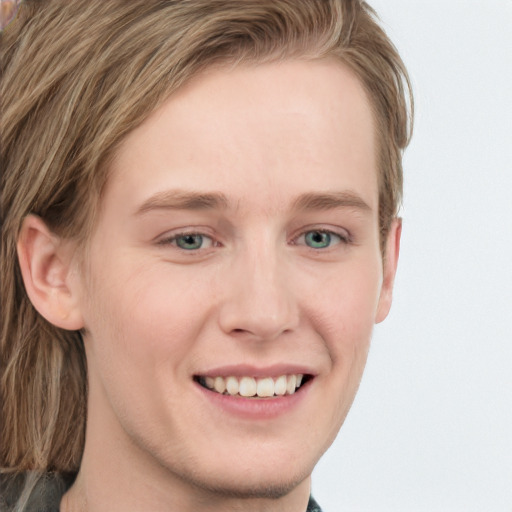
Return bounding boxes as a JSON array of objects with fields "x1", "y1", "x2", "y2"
[{"x1": 201, "y1": 374, "x2": 304, "y2": 398}]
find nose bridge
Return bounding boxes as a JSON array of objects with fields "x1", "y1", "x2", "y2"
[{"x1": 218, "y1": 231, "x2": 298, "y2": 340}]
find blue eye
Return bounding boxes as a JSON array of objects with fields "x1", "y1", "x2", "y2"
[
  {"x1": 305, "y1": 231, "x2": 333, "y2": 248},
  {"x1": 298, "y1": 230, "x2": 346, "y2": 249},
  {"x1": 158, "y1": 233, "x2": 214, "y2": 250},
  {"x1": 156, "y1": 231, "x2": 217, "y2": 255},
  {"x1": 175, "y1": 234, "x2": 206, "y2": 250}
]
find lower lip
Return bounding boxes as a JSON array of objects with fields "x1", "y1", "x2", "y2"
[{"x1": 195, "y1": 379, "x2": 312, "y2": 421}]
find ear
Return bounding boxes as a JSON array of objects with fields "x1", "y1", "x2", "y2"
[
  {"x1": 375, "y1": 218, "x2": 402, "y2": 324},
  {"x1": 17, "y1": 215, "x2": 84, "y2": 330}
]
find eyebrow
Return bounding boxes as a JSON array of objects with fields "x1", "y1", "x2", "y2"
[
  {"x1": 134, "y1": 189, "x2": 372, "y2": 216},
  {"x1": 291, "y1": 191, "x2": 372, "y2": 213},
  {"x1": 135, "y1": 190, "x2": 229, "y2": 215}
]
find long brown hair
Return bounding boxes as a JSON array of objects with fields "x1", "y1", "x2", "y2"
[{"x1": 1, "y1": 0, "x2": 412, "y2": 476}]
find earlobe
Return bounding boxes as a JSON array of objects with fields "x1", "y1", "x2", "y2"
[
  {"x1": 17, "y1": 215, "x2": 84, "y2": 331},
  {"x1": 375, "y1": 218, "x2": 402, "y2": 324}
]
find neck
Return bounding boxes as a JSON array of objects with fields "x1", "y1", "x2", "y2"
[
  {"x1": 60, "y1": 393, "x2": 311, "y2": 512},
  {"x1": 60, "y1": 466, "x2": 311, "y2": 512}
]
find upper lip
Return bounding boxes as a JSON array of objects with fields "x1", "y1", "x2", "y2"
[{"x1": 195, "y1": 364, "x2": 317, "y2": 379}]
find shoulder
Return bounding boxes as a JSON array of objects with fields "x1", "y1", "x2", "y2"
[
  {"x1": 307, "y1": 495, "x2": 323, "y2": 512},
  {"x1": 0, "y1": 472, "x2": 75, "y2": 512},
  {"x1": 1, "y1": 475, "x2": 322, "y2": 512}
]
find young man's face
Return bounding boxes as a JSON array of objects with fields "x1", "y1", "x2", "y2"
[{"x1": 74, "y1": 59, "x2": 399, "y2": 504}]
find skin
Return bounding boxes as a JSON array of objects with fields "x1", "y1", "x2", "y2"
[
  {"x1": 0, "y1": 0, "x2": 19, "y2": 30},
  {"x1": 18, "y1": 59, "x2": 400, "y2": 511}
]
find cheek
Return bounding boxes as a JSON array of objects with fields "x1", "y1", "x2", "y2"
[
  {"x1": 305, "y1": 259, "x2": 382, "y2": 352},
  {"x1": 80, "y1": 263, "x2": 206, "y2": 427},
  {"x1": 82, "y1": 257, "x2": 216, "y2": 371},
  {"x1": 300, "y1": 258, "x2": 381, "y2": 434},
  {"x1": 311, "y1": 268, "x2": 380, "y2": 427}
]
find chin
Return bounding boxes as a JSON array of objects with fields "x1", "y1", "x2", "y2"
[{"x1": 178, "y1": 467, "x2": 311, "y2": 501}]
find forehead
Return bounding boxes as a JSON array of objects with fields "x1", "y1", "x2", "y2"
[{"x1": 105, "y1": 59, "x2": 378, "y2": 217}]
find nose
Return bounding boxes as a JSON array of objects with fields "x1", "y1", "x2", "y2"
[{"x1": 217, "y1": 243, "x2": 299, "y2": 342}]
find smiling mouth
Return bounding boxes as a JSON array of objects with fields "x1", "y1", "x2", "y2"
[{"x1": 195, "y1": 374, "x2": 312, "y2": 398}]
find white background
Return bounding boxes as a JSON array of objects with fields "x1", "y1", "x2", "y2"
[{"x1": 312, "y1": 1, "x2": 512, "y2": 510}]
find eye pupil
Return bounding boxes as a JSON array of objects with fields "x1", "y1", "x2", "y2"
[
  {"x1": 176, "y1": 234, "x2": 203, "y2": 250},
  {"x1": 305, "y1": 231, "x2": 331, "y2": 248}
]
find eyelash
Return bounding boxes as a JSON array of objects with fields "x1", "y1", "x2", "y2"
[{"x1": 157, "y1": 227, "x2": 351, "y2": 252}]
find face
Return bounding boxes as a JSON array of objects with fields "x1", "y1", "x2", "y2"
[{"x1": 74, "y1": 59, "x2": 399, "y2": 501}]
